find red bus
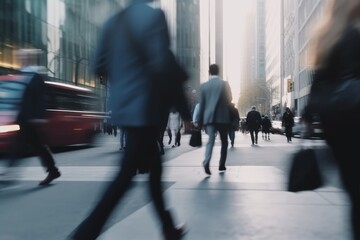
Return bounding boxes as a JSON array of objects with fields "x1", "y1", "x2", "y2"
[{"x1": 0, "y1": 74, "x2": 106, "y2": 154}]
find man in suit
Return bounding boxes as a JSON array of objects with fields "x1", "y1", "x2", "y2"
[
  {"x1": 195, "y1": 64, "x2": 232, "y2": 175},
  {"x1": 246, "y1": 106, "x2": 262, "y2": 145},
  {"x1": 1, "y1": 49, "x2": 61, "y2": 187},
  {"x1": 69, "y1": 1, "x2": 190, "y2": 239}
]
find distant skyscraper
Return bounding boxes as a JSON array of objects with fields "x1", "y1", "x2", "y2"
[
  {"x1": 255, "y1": 0, "x2": 266, "y2": 84},
  {"x1": 176, "y1": 0, "x2": 201, "y2": 92},
  {"x1": 265, "y1": 0, "x2": 282, "y2": 116},
  {"x1": 215, "y1": 0, "x2": 224, "y2": 79}
]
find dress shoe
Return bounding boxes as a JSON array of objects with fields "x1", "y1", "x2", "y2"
[
  {"x1": 39, "y1": 169, "x2": 61, "y2": 186},
  {"x1": 203, "y1": 164, "x2": 211, "y2": 175},
  {"x1": 163, "y1": 224, "x2": 187, "y2": 240},
  {"x1": 219, "y1": 166, "x2": 226, "y2": 171}
]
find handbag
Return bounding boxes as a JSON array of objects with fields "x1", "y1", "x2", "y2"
[
  {"x1": 287, "y1": 147, "x2": 323, "y2": 192},
  {"x1": 189, "y1": 128, "x2": 202, "y2": 147}
]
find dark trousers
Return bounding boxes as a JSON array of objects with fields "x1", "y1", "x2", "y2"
[
  {"x1": 249, "y1": 128, "x2": 259, "y2": 144},
  {"x1": 203, "y1": 124, "x2": 229, "y2": 168},
  {"x1": 9, "y1": 124, "x2": 56, "y2": 172},
  {"x1": 285, "y1": 126, "x2": 292, "y2": 141},
  {"x1": 72, "y1": 127, "x2": 174, "y2": 240},
  {"x1": 175, "y1": 130, "x2": 181, "y2": 146},
  {"x1": 228, "y1": 129, "x2": 235, "y2": 145},
  {"x1": 327, "y1": 133, "x2": 360, "y2": 240}
]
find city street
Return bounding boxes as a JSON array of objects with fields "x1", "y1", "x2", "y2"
[{"x1": 0, "y1": 131, "x2": 350, "y2": 240}]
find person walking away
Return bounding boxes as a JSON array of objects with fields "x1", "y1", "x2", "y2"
[
  {"x1": 282, "y1": 107, "x2": 294, "y2": 143},
  {"x1": 167, "y1": 108, "x2": 182, "y2": 148},
  {"x1": 261, "y1": 115, "x2": 272, "y2": 140},
  {"x1": 240, "y1": 118, "x2": 247, "y2": 134},
  {"x1": 195, "y1": 64, "x2": 232, "y2": 175},
  {"x1": 228, "y1": 103, "x2": 240, "y2": 147},
  {"x1": 246, "y1": 106, "x2": 262, "y2": 145},
  {"x1": 69, "y1": 1, "x2": 191, "y2": 239},
  {"x1": 304, "y1": 0, "x2": 360, "y2": 238},
  {"x1": 1, "y1": 48, "x2": 61, "y2": 187}
]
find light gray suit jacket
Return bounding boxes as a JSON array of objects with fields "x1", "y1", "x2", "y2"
[{"x1": 198, "y1": 76, "x2": 232, "y2": 126}]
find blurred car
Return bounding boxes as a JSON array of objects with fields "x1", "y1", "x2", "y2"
[
  {"x1": 271, "y1": 120, "x2": 284, "y2": 134},
  {"x1": 292, "y1": 115, "x2": 324, "y2": 139},
  {"x1": 309, "y1": 115, "x2": 324, "y2": 139},
  {"x1": 292, "y1": 117, "x2": 304, "y2": 138},
  {"x1": 0, "y1": 74, "x2": 106, "y2": 155}
]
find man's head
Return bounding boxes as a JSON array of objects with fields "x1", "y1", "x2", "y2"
[
  {"x1": 251, "y1": 106, "x2": 256, "y2": 111},
  {"x1": 209, "y1": 64, "x2": 219, "y2": 76}
]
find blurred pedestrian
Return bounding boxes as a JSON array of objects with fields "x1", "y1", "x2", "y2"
[
  {"x1": 240, "y1": 118, "x2": 247, "y2": 134},
  {"x1": 1, "y1": 48, "x2": 61, "y2": 187},
  {"x1": 305, "y1": 0, "x2": 360, "y2": 238},
  {"x1": 167, "y1": 108, "x2": 182, "y2": 148},
  {"x1": 228, "y1": 103, "x2": 240, "y2": 147},
  {"x1": 246, "y1": 106, "x2": 262, "y2": 145},
  {"x1": 282, "y1": 107, "x2": 294, "y2": 143},
  {"x1": 261, "y1": 115, "x2": 272, "y2": 140},
  {"x1": 196, "y1": 64, "x2": 232, "y2": 175},
  {"x1": 69, "y1": 1, "x2": 191, "y2": 239}
]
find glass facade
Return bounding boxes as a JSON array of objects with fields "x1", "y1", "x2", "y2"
[{"x1": 0, "y1": 0, "x2": 125, "y2": 111}]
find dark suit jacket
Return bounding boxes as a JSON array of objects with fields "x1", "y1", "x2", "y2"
[
  {"x1": 17, "y1": 73, "x2": 46, "y2": 124},
  {"x1": 246, "y1": 110, "x2": 262, "y2": 130},
  {"x1": 198, "y1": 76, "x2": 232, "y2": 126},
  {"x1": 93, "y1": 0, "x2": 190, "y2": 127}
]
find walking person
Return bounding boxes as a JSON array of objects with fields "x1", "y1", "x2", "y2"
[
  {"x1": 240, "y1": 118, "x2": 247, "y2": 134},
  {"x1": 195, "y1": 64, "x2": 232, "y2": 175},
  {"x1": 1, "y1": 48, "x2": 61, "y2": 187},
  {"x1": 304, "y1": 0, "x2": 360, "y2": 238},
  {"x1": 261, "y1": 115, "x2": 272, "y2": 140},
  {"x1": 228, "y1": 103, "x2": 240, "y2": 147},
  {"x1": 69, "y1": 1, "x2": 191, "y2": 239},
  {"x1": 282, "y1": 107, "x2": 294, "y2": 143},
  {"x1": 167, "y1": 108, "x2": 182, "y2": 148},
  {"x1": 246, "y1": 106, "x2": 262, "y2": 145}
]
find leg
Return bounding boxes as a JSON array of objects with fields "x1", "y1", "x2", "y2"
[
  {"x1": 70, "y1": 128, "x2": 143, "y2": 240},
  {"x1": 28, "y1": 126, "x2": 61, "y2": 185},
  {"x1": 330, "y1": 144, "x2": 360, "y2": 240},
  {"x1": 170, "y1": 129, "x2": 176, "y2": 147},
  {"x1": 228, "y1": 129, "x2": 235, "y2": 147},
  {"x1": 203, "y1": 125, "x2": 216, "y2": 174},
  {"x1": 255, "y1": 129, "x2": 259, "y2": 144},
  {"x1": 217, "y1": 124, "x2": 229, "y2": 170},
  {"x1": 249, "y1": 129, "x2": 255, "y2": 144},
  {"x1": 147, "y1": 129, "x2": 177, "y2": 230},
  {"x1": 175, "y1": 130, "x2": 181, "y2": 146}
]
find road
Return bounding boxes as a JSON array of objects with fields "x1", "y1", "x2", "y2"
[{"x1": 0, "y1": 131, "x2": 349, "y2": 240}]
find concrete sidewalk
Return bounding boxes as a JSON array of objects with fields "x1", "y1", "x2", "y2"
[
  {"x1": 0, "y1": 133, "x2": 351, "y2": 240},
  {"x1": 97, "y1": 145, "x2": 351, "y2": 240}
]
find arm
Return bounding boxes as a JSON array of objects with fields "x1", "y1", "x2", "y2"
[{"x1": 92, "y1": 16, "x2": 116, "y2": 78}]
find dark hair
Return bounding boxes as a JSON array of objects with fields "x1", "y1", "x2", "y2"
[{"x1": 209, "y1": 64, "x2": 219, "y2": 75}]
